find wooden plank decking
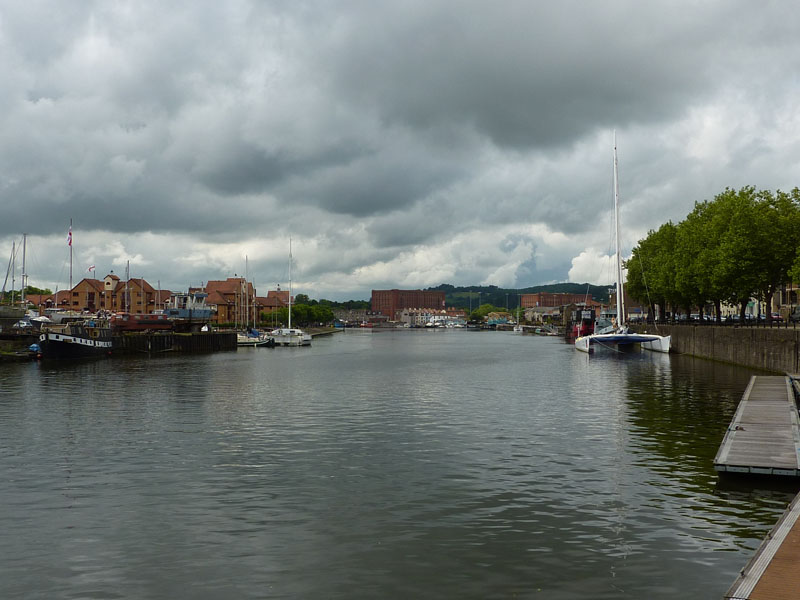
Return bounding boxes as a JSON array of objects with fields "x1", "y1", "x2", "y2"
[
  {"x1": 725, "y1": 492, "x2": 800, "y2": 599},
  {"x1": 714, "y1": 376, "x2": 800, "y2": 476}
]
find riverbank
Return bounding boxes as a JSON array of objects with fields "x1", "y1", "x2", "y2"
[{"x1": 634, "y1": 324, "x2": 800, "y2": 373}]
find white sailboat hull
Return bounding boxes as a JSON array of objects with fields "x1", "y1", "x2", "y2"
[
  {"x1": 640, "y1": 335, "x2": 671, "y2": 353},
  {"x1": 270, "y1": 328, "x2": 312, "y2": 346},
  {"x1": 575, "y1": 332, "x2": 670, "y2": 354}
]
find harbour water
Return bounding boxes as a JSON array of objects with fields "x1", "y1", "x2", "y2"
[{"x1": 0, "y1": 330, "x2": 794, "y2": 599}]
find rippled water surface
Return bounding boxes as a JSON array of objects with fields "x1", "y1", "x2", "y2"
[{"x1": 0, "y1": 330, "x2": 794, "y2": 599}]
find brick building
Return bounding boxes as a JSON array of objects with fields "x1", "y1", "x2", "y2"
[
  {"x1": 40, "y1": 275, "x2": 171, "y2": 314},
  {"x1": 371, "y1": 289, "x2": 446, "y2": 320},
  {"x1": 521, "y1": 292, "x2": 590, "y2": 308},
  {"x1": 205, "y1": 278, "x2": 257, "y2": 325}
]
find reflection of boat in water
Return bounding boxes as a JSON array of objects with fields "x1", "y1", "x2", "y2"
[
  {"x1": 164, "y1": 292, "x2": 213, "y2": 332},
  {"x1": 34, "y1": 317, "x2": 112, "y2": 359},
  {"x1": 270, "y1": 328, "x2": 312, "y2": 346},
  {"x1": 574, "y1": 134, "x2": 670, "y2": 355}
]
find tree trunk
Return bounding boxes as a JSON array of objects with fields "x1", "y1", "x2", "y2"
[{"x1": 765, "y1": 291, "x2": 774, "y2": 323}]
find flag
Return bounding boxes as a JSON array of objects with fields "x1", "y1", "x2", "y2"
[
  {"x1": 67, "y1": 227, "x2": 72, "y2": 246},
  {"x1": 88, "y1": 265, "x2": 95, "y2": 272}
]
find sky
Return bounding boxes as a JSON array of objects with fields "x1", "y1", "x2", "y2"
[{"x1": 2, "y1": 1, "x2": 799, "y2": 301}]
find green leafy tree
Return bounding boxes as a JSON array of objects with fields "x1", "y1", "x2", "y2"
[
  {"x1": 674, "y1": 200, "x2": 728, "y2": 321},
  {"x1": 24, "y1": 286, "x2": 52, "y2": 296},
  {"x1": 310, "y1": 304, "x2": 334, "y2": 323},
  {"x1": 750, "y1": 188, "x2": 800, "y2": 321},
  {"x1": 791, "y1": 252, "x2": 800, "y2": 285},
  {"x1": 469, "y1": 303, "x2": 504, "y2": 321},
  {"x1": 711, "y1": 187, "x2": 764, "y2": 319},
  {"x1": 627, "y1": 221, "x2": 683, "y2": 320}
]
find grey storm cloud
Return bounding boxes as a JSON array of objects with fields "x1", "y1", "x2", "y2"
[{"x1": 1, "y1": 0, "x2": 799, "y2": 297}]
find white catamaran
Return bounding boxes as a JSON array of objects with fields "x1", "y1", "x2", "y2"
[{"x1": 574, "y1": 135, "x2": 670, "y2": 355}]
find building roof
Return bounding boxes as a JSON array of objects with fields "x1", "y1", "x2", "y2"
[
  {"x1": 204, "y1": 290, "x2": 231, "y2": 306},
  {"x1": 206, "y1": 278, "x2": 254, "y2": 296},
  {"x1": 267, "y1": 289, "x2": 290, "y2": 304},
  {"x1": 257, "y1": 295, "x2": 286, "y2": 309},
  {"x1": 75, "y1": 278, "x2": 105, "y2": 292}
]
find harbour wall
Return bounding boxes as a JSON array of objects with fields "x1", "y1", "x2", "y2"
[
  {"x1": 113, "y1": 331, "x2": 237, "y2": 354},
  {"x1": 635, "y1": 324, "x2": 800, "y2": 373}
]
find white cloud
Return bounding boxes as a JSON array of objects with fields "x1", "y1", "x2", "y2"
[{"x1": 568, "y1": 250, "x2": 617, "y2": 286}]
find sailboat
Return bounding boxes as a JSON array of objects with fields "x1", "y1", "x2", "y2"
[
  {"x1": 1, "y1": 238, "x2": 28, "y2": 325},
  {"x1": 270, "y1": 239, "x2": 312, "y2": 347},
  {"x1": 574, "y1": 135, "x2": 670, "y2": 354},
  {"x1": 236, "y1": 268, "x2": 274, "y2": 347}
]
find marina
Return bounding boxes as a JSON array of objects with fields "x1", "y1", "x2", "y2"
[{"x1": 0, "y1": 330, "x2": 792, "y2": 599}]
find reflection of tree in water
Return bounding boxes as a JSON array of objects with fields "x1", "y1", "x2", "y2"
[{"x1": 623, "y1": 354, "x2": 794, "y2": 538}]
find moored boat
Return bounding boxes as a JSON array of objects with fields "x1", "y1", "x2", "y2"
[
  {"x1": 269, "y1": 327, "x2": 312, "y2": 346},
  {"x1": 237, "y1": 329, "x2": 275, "y2": 347},
  {"x1": 164, "y1": 291, "x2": 213, "y2": 332},
  {"x1": 35, "y1": 316, "x2": 112, "y2": 359},
  {"x1": 574, "y1": 134, "x2": 670, "y2": 355},
  {"x1": 271, "y1": 238, "x2": 312, "y2": 348}
]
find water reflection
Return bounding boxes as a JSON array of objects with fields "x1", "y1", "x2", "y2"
[{"x1": 0, "y1": 332, "x2": 791, "y2": 599}]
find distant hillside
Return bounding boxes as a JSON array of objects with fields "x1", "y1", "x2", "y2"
[{"x1": 427, "y1": 283, "x2": 610, "y2": 309}]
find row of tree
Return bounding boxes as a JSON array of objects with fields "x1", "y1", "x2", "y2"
[
  {"x1": 625, "y1": 186, "x2": 800, "y2": 322},
  {"x1": 259, "y1": 303, "x2": 335, "y2": 327}
]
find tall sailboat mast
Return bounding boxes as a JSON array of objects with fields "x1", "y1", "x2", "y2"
[
  {"x1": 288, "y1": 237, "x2": 292, "y2": 330},
  {"x1": 10, "y1": 240, "x2": 16, "y2": 305},
  {"x1": 21, "y1": 233, "x2": 27, "y2": 306},
  {"x1": 613, "y1": 133, "x2": 625, "y2": 327},
  {"x1": 69, "y1": 218, "x2": 73, "y2": 290}
]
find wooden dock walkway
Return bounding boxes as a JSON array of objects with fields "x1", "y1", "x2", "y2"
[
  {"x1": 714, "y1": 376, "x2": 800, "y2": 476},
  {"x1": 725, "y1": 492, "x2": 800, "y2": 599}
]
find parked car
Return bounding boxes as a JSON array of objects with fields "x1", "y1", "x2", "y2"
[
  {"x1": 791, "y1": 308, "x2": 800, "y2": 323},
  {"x1": 771, "y1": 312, "x2": 783, "y2": 322}
]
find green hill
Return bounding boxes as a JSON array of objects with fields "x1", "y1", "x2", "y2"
[{"x1": 427, "y1": 283, "x2": 610, "y2": 309}]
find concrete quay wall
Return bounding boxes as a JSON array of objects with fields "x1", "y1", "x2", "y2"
[{"x1": 637, "y1": 324, "x2": 800, "y2": 373}]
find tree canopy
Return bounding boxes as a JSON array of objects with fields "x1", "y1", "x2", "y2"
[{"x1": 625, "y1": 186, "x2": 800, "y2": 321}]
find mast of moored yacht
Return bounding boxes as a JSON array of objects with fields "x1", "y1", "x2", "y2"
[
  {"x1": 21, "y1": 233, "x2": 27, "y2": 307},
  {"x1": 68, "y1": 218, "x2": 73, "y2": 290},
  {"x1": 10, "y1": 240, "x2": 16, "y2": 305},
  {"x1": 613, "y1": 133, "x2": 625, "y2": 328},
  {"x1": 288, "y1": 238, "x2": 292, "y2": 330}
]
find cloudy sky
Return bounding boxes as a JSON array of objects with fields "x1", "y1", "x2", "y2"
[{"x1": 1, "y1": 1, "x2": 799, "y2": 300}]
